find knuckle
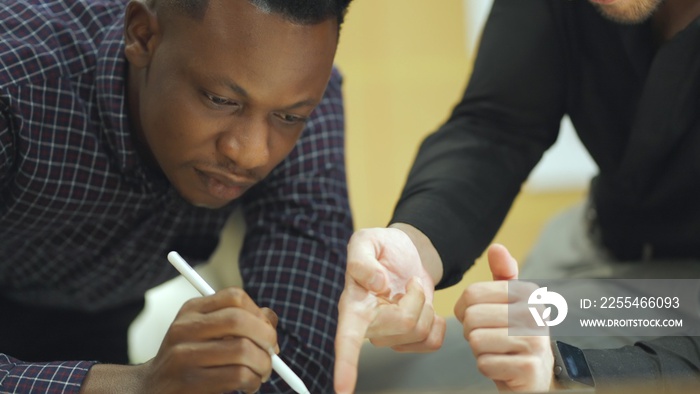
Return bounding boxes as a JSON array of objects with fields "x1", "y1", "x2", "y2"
[
  {"x1": 397, "y1": 313, "x2": 419, "y2": 332},
  {"x1": 246, "y1": 337, "x2": 263, "y2": 353},
  {"x1": 231, "y1": 337, "x2": 253, "y2": 353},
  {"x1": 228, "y1": 367, "x2": 262, "y2": 394},
  {"x1": 424, "y1": 335, "x2": 443, "y2": 351},
  {"x1": 352, "y1": 228, "x2": 373, "y2": 240},
  {"x1": 168, "y1": 318, "x2": 186, "y2": 333},
  {"x1": 347, "y1": 230, "x2": 370, "y2": 251},
  {"x1": 262, "y1": 307, "x2": 278, "y2": 325},
  {"x1": 518, "y1": 356, "x2": 539, "y2": 374},
  {"x1": 167, "y1": 319, "x2": 193, "y2": 341},
  {"x1": 461, "y1": 306, "x2": 477, "y2": 330},
  {"x1": 465, "y1": 328, "x2": 479, "y2": 343},
  {"x1": 511, "y1": 339, "x2": 529, "y2": 354},
  {"x1": 466, "y1": 329, "x2": 483, "y2": 348},
  {"x1": 461, "y1": 284, "x2": 481, "y2": 303},
  {"x1": 461, "y1": 325, "x2": 471, "y2": 341},
  {"x1": 170, "y1": 343, "x2": 197, "y2": 364},
  {"x1": 475, "y1": 356, "x2": 492, "y2": 376},
  {"x1": 220, "y1": 309, "x2": 243, "y2": 328},
  {"x1": 221, "y1": 287, "x2": 246, "y2": 305},
  {"x1": 180, "y1": 297, "x2": 200, "y2": 313},
  {"x1": 414, "y1": 320, "x2": 431, "y2": 340},
  {"x1": 460, "y1": 287, "x2": 472, "y2": 301}
]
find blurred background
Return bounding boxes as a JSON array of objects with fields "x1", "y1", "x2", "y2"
[{"x1": 334, "y1": 0, "x2": 597, "y2": 316}]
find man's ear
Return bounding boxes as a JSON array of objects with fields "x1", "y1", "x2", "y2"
[{"x1": 124, "y1": 1, "x2": 160, "y2": 69}]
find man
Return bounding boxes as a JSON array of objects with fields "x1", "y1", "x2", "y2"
[
  {"x1": 335, "y1": 0, "x2": 700, "y2": 392},
  {"x1": 0, "y1": 0, "x2": 352, "y2": 392}
]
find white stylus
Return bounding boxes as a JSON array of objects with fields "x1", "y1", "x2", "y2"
[{"x1": 167, "y1": 251, "x2": 311, "y2": 394}]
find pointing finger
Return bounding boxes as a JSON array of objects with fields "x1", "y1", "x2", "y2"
[{"x1": 333, "y1": 281, "x2": 377, "y2": 394}]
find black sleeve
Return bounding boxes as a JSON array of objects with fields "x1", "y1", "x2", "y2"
[
  {"x1": 584, "y1": 336, "x2": 700, "y2": 392},
  {"x1": 390, "y1": 0, "x2": 567, "y2": 288}
]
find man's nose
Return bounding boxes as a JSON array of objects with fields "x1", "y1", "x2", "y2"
[{"x1": 217, "y1": 115, "x2": 271, "y2": 171}]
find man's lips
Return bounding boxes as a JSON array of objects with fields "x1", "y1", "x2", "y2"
[
  {"x1": 194, "y1": 168, "x2": 253, "y2": 201},
  {"x1": 197, "y1": 168, "x2": 252, "y2": 188}
]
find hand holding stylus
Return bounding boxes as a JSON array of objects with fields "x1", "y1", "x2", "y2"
[{"x1": 167, "y1": 251, "x2": 310, "y2": 394}]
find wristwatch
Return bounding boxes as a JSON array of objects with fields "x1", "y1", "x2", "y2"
[{"x1": 551, "y1": 340, "x2": 596, "y2": 389}]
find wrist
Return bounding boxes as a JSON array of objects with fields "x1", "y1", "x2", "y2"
[
  {"x1": 389, "y1": 222, "x2": 443, "y2": 286},
  {"x1": 80, "y1": 362, "x2": 147, "y2": 394}
]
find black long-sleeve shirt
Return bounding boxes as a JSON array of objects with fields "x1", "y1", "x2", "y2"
[{"x1": 391, "y1": 0, "x2": 700, "y2": 387}]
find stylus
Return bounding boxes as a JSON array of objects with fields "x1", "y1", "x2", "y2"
[{"x1": 167, "y1": 251, "x2": 311, "y2": 394}]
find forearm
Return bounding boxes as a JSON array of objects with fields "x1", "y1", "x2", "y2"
[
  {"x1": 583, "y1": 336, "x2": 700, "y2": 391},
  {"x1": 390, "y1": 117, "x2": 550, "y2": 290},
  {"x1": 391, "y1": 0, "x2": 566, "y2": 289}
]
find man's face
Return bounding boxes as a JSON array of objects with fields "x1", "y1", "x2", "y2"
[
  {"x1": 589, "y1": 0, "x2": 665, "y2": 24},
  {"x1": 127, "y1": 0, "x2": 338, "y2": 208}
]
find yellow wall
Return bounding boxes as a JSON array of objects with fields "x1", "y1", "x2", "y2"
[
  {"x1": 335, "y1": 0, "x2": 472, "y2": 231},
  {"x1": 334, "y1": 1, "x2": 586, "y2": 316}
]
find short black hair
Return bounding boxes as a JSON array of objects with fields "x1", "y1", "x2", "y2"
[{"x1": 144, "y1": 0, "x2": 352, "y2": 27}]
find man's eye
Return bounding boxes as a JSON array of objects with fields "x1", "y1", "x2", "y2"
[
  {"x1": 276, "y1": 113, "x2": 307, "y2": 125},
  {"x1": 204, "y1": 92, "x2": 236, "y2": 107}
]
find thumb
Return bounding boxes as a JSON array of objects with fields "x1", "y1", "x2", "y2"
[
  {"x1": 347, "y1": 231, "x2": 388, "y2": 294},
  {"x1": 487, "y1": 243, "x2": 519, "y2": 281}
]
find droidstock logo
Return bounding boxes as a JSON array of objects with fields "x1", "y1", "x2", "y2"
[{"x1": 528, "y1": 287, "x2": 568, "y2": 327}]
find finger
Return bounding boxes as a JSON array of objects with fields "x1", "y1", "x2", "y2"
[
  {"x1": 367, "y1": 277, "x2": 425, "y2": 338},
  {"x1": 454, "y1": 281, "x2": 509, "y2": 322},
  {"x1": 189, "y1": 363, "x2": 266, "y2": 394},
  {"x1": 462, "y1": 304, "x2": 509, "y2": 335},
  {"x1": 223, "y1": 337, "x2": 274, "y2": 382},
  {"x1": 467, "y1": 327, "x2": 532, "y2": 356},
  {"x1": 346, "y1": 230, "x2": 388, "y2": 294},
  {"x1": 487, "y1": 244, "x2": 519, "y2": 281},
  {"x1": 333, "y1": 283, "x2": 377, "y2": 394},
  {"x1": 369, "y1": 299, "x2": 434, "y2": 348},
  {"x1": 261, "y1": 307, "x2": 281, "y2": 353},
  {"x1": 476, "y1": 353, "x2": 546, "y2": 392},
  {"x1": 168, "y1": 337, "x2": 273, "y2": 378},
  {"x1": 168, "y1": 307, "x2": 277, "y2": 353},
  {"x1": 158, "y1": 343, "x2": 271, "y2": 394},
  {"x1": 261, "y1": 307, "x2": 278, "y2": 329},
  {"x1": 181, "y1": 287, "x2": 266, "y2": 319},
  {"x1": 391, "y1": 314, "x2": 446, "y2": 353}
]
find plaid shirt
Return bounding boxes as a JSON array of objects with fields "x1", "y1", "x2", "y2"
[{"x1": 0, "y1": 1, "x2": 352, "y2": 392}]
